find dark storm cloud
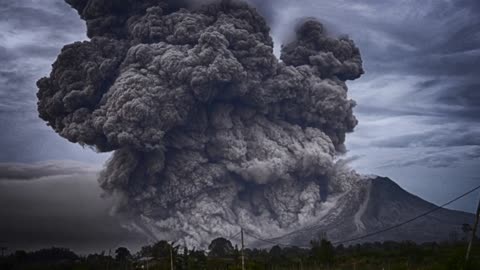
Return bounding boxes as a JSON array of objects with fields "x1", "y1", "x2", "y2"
[
  {"x1": 418, "y1": 79, "x2": 480, "y2": 120},
  {"x1": 247, "y1": 0, "x2": 480, "y2": 124},
  {"x1": 378, "y1": 147, "x2": 480, "y2": 169},
  {"x1": 352, "y1": 77, "x2": 480, "y2": 122},
  {"x1": 1, "y1": 5, "x2": 78, "y2": 30},
  {"x1": 0, "y1": 0, "x2": 106, "y2": 164},
  {"x1": 0, "y1": 67, "x2": 38, "y2": 114},
  {"x1": 0, "y1": 160, "x2": 99, "y2": 180},
  {"x1": 371, "y1": 127, "x2": 480, "y2": 149},
  {"x1": 245, "y1": 0, "x2": 277, "y2": 24},
  {"x1": 0, "y1": 0, "x2": 85, "y2": 113},
  {"x1": 359, "y1": 0, "x2": 480, "y2": 120},
  {"x1": 38, "y1": 0, "x2": 365, "y2": 247},
  {"x1": 435, "y1": 83, "x2": 480, "y2": 108},
  {"x1": 0, "y1": 46, "x2": 15, "y2": 62},
  {"x1": 354, "y1": 104, "x2": 442, "y2": 118}
]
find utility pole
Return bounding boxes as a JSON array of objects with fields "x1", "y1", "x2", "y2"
[
  {"x1": 241, "y1": 228, "x2": 245, "y2": 270},
  {"x1": 107, "y1": 249, "x2": 111, "y2": 270},
  {"x1": 466, "y1": 195, "x2": 480, "y2": 262},
  {"x1": 170, "y1": 243, "x2": 174, "y2": 270}
]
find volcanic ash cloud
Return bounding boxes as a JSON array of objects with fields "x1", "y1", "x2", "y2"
[{"x1": 37, "y1": 0, "x2": 364, "y2": 247}]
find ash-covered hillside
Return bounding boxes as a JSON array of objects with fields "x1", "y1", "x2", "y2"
[{"x1": 268, "y1": 176, "x2": 476, "y2": 247}]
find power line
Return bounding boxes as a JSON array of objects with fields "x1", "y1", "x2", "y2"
[
  {"x1": 243, "y1": 230, "x2": 298, "y2": 247},
  {"x1": 241, "y1": 228, "x2": 245, "y2": 270},
  {"x1": 465, "y1": 193, "x2": 480, "y2": 263},
  {"x1": 240, "y1": 183, "x2": 480, "y2": 248},
  {"x1": 231, "y1": 231, "x2": 241, "y2": 241}
]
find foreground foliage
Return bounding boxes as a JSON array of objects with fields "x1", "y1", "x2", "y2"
[{"x1": 0, "y1": 240, "x2": 478, "y2": 270}]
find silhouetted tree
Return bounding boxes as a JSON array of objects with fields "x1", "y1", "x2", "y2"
[
  {"x1": 151, "y1": 240, "x2": 172, "y2": 259},
  {"x1": 29, "y1": 247, "x2": 77, "y2": 262},
  {"x1": 115, "y1": 247, "x2": 131, "y2": 261},
  {"x1": 189, "y1": 249, "x2": 207, "y2": 270},
  {"x1": 208, "y1": 238, "x2": 234, "y2": 257},
  {"x1": 311, "y1": 239, "x2": 335, "y2": 266},
  {"x1": 14, "y1": 250, "x2": 27, "y2": 262}
]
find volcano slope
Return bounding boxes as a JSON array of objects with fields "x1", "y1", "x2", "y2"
[{"x1": 267, "y1": 176, "x2": 476, "y2": 247}]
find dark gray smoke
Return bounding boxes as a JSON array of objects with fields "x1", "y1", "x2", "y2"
[{"x1": 37, "y1": 0, "x2": 364, "y2": 247}]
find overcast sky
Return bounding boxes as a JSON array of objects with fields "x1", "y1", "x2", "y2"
[{"x1": 0, "y1": 0, "x2": 479, "y2": 253}]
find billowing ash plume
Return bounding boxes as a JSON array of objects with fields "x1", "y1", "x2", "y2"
[{"x1": 37, "y1": 0, "x2": 364, "y2": 247}]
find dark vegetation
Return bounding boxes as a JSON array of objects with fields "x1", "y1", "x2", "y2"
[{"x1": 0, "y1": 237, "x2": 478, "y2": 270}]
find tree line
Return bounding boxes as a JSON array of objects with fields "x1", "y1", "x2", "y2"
[{"x1": 0, "y1": 237, "x2": 478, "y2": 270}]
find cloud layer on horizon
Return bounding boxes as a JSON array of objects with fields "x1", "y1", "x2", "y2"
[{"x1": 0, "y1": 160, "x2": 101, "y2": 180}]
